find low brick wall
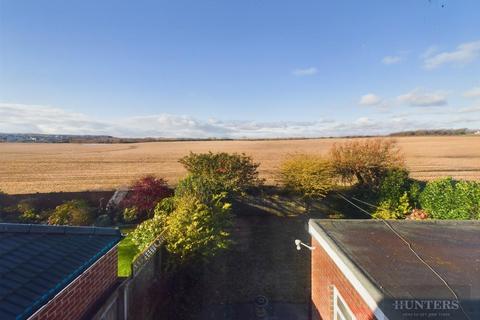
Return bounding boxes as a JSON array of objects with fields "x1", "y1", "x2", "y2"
[
  {"x1": 311, "y1": 237, "x2": 374, "y2": 320},
  {"x1": 30, "y1": 247, "x2": 118, "y2": 320}
]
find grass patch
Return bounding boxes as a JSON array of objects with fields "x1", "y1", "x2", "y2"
[{"x1": 118, "y1": 227, "x2": 139, "y2": 277}]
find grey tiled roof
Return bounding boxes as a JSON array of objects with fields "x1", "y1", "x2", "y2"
[{"x1": 0, "y1": 223, "x2": 122, "y2": 320}]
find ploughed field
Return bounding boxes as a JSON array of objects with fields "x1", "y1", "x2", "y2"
[{"x1": 1, "y1": 136, "x2": 479, "y2": 194}]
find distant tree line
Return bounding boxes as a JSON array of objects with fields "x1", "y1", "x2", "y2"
[
  {"x1": 3, "y1": 128, "x2": 478, "y2": 144},
  {"x1": 389, "y1": 128, "x2": 475, "y2": 136}
]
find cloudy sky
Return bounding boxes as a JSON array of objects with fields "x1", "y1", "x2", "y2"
[{"x1": 1, "y1": 0, "x2": 480, "y2": 138}]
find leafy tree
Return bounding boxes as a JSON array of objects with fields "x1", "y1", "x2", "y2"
[
  {"x1": 48, "y1": 199, "x2": 93, "y2": 226},
  {"x1": 179, "y1": 152, "x2": 261, "y2": 194},
  {"x1": 122, "y1": 175, "x2": 173, "y2": 220},
  {"x1": 420, "y1": 178, "x2": 480, "y2": 219},
  {"x1": 329, "y1": 138, "x2": 405, "y2": 190},
  {"x1": 280, "y1": 154, "x2": 334, "y2": 212}
]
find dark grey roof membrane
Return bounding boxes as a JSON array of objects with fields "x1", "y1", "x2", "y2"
[{"x1": 310, "y1": 219, "x2": 480, "y2": 320}]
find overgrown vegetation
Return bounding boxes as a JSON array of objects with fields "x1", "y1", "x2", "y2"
[{"x1": 132, "y1": 186, "x2": 233, "y2": 265}]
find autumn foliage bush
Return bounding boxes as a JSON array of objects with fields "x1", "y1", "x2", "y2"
[
  {"x1": 329, "y1": 138, "x2": 405, "y2": 190},
  {"x1": 280, "y1": 154, "x2": 334, "y2": 211},
  {"x1": 122, "y1": 175, "x2": 173, "y2": 221}
]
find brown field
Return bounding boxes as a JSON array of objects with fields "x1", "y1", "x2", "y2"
[{"x1": 1, "y1": 136, "x2": 479, "y2": 194}]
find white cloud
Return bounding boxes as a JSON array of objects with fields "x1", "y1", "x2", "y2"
[
  {"x1": 292, "y1": 67, "x2": 318, "y2": 76},
  {"x1": 359, "y1": 94, "x2": 382, "y2": 106},
  {"x1": 459, "y1": 105, "x2": 480, "y2": 114},
  {"x1": 382, "y1": 56, "x2": 402, "y2": 65},
  {"x1": 423, "y1": 40, "x2": 480, "y2": 69},
  {"x1": 2, "y1": 103, "x2": 478, "y2": 139},
  {"x1": 420, "y1": 46, "x2": 438, "y2": 59},
  {"x1": 397, "y1": 88, "x2": 448, "y2": 107},
  {"x1": 463, "y1": 86, "x2": 480, "y2": 98}
]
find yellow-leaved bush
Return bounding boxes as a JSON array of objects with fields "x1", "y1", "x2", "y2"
[{"x1": 280, "y1": 154, "x2": 334, "y2": 211}]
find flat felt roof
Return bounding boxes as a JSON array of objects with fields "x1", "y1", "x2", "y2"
[
  {"x1": 309, "y1": 219, "x2": 480, "y2": 320},
  {"x1": 0, "y1": 223, "x2": 122, "y2": 320}
]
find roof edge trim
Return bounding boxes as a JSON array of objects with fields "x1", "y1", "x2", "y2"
[{"x1": 308, "y1": 219, "x2": 389, "y2": 320}]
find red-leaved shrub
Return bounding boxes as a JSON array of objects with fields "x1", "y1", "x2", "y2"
[{"x1": 122, "y1": 176, "x2": 173, "y2": 221}]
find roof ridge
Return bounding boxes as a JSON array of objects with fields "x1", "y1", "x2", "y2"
[{"x1": 0, "y1": 223, "x2": 121, "y2": 236}]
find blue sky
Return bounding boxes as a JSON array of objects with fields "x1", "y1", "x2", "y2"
[{"x1": 1, "y1": 0, "x2": 479, "y2": 138}]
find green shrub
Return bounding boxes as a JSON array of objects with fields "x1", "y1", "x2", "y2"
[
  {"x1": 19, "y1": 209, "x2": 41, "y2": 223},
  {"x1": 373, "y1": 192, "x2": 411, "y2": 219},
  {"x1": 48, "y1": 199, "x2": 93, "y2": 226},
  {"x1": 131, "y1": 215, "x2": 166, "y2": 251},
  {"x1": 419, "y1": 178, "x2": 480, "y2": 220},
  {"x1": 179, "y1": 152, "x2": 261, "y2": 194},
  {"x1": 408, "y1": 181, "x2": 422, "y2": 208},
  {"x1": 373, "y1": 168, "x2": 423, "y2": 217},
  {"x1": 175, "y1": 174, "x2": 220, "y2": 204},
  {"x1": 16, "y1": 198, "x2": 42, "y2": 222},
  {"x1": 130, "y1": 197, "x2": 177, "y2": 251},
  {"x1": 378, "y1": 169, "x2": 410, "y2": 203}
]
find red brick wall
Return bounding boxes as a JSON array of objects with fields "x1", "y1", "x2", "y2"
[
  {"x1": 30, "y1": 247, "x2": 118, "y2": 320},
  {"x1": 311, "y1": 237, "x2": 375, "y2": 320}
]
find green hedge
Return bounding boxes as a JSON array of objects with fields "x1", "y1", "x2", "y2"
[{"x1": 419, "y1": 177, "x2": 480, "y2": 220}]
